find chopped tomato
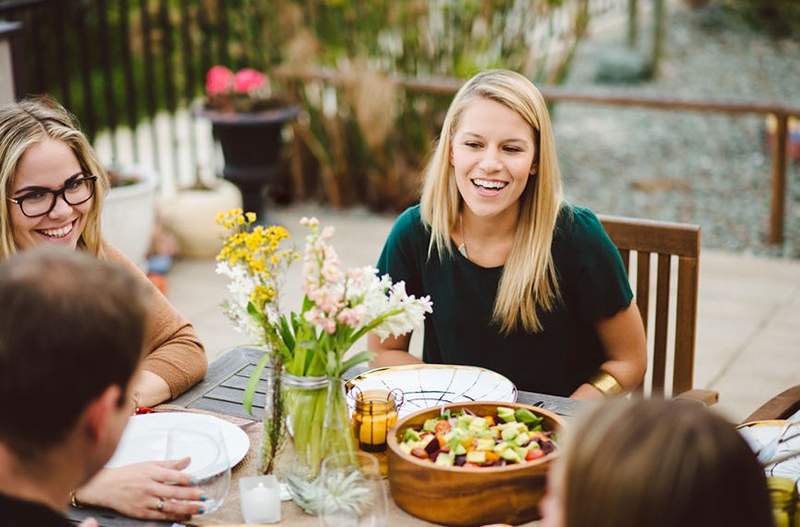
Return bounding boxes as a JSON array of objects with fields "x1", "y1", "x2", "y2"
[
  {"x1": 411, "y1": 448, "x2": 428, "y2": 459},
  {"x1": 436, "y1": 433, "x2": 448, "y2": 447},
  {"x1": 434, "y1": 420, "x2": 452, "y2": 435},
  {"x1": 484, "y1": 415, "x2": 495, "y2": 427},
  {"x1": 526, "y1": 448, "x2": 545, "y2": 461}
]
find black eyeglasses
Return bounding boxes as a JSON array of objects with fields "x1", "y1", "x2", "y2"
[{"x1": 7, "y1": 175, "x2": 97, "y2": 218}]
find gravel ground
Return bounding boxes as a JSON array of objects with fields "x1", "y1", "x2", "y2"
[{"x1": 553, "y1": 4, "x2": 800, "y2": 257}]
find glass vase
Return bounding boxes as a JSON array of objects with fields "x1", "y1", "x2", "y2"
[{"x1": 281, "y1": 373, "x2": 357, "y2": 513}]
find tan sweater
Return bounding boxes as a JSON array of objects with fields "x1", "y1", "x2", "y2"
[{"x1": 104, "y1": 243, "x2": 208, "y2": 397}]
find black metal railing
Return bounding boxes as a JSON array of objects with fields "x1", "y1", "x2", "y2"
[{"x1": 0, "y1": 0, "x2": 273, "y2": 187}]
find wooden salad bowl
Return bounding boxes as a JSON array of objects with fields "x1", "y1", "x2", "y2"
[{"x1": 387, "y1": 401, "x2": 565, "y2": 526}]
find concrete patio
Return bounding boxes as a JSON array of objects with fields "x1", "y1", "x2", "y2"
[{"x1": 167, "y1": 203, "x2": 800, "y2": 424}]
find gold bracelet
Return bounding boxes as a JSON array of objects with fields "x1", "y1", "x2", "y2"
[
  {"x1": 588, "y1": 371, "x2": 624, "y2": 397},
  {"x1": 69, "y1": 490, "x2": 82, "y2": 509}
]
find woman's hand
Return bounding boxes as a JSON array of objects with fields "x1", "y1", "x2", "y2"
[{"x1": 75, "y1": 459, "x2": 206, "y2": 521}]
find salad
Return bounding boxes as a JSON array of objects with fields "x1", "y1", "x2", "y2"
[{"x1": 398, "y1": 406, "x2": 556, "y2": 468}]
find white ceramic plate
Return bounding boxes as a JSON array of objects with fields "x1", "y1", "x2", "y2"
[
  {"x1": 346, "y1": 364, "x2": 517, "y2": 418},
  {"x1": 106, "y1": 412, "x2": 250, "y2": 475},
  {"x1": 738, "y1": 420, "x2": 800, "y2": 488}
]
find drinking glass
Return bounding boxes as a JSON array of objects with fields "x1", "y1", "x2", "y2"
[
  {"x1": 317, "y1": 451, "x2": 387, "y2": 527},
  {"x1": 166, "y1": 427, "x2": 231, "y2": 513}
]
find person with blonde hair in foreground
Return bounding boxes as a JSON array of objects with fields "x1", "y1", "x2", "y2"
[
  {"x1": 369, "y1": 69, "x2": 646, "y2": 399},
  {"x1": 539, "y1": 398, "x2": 775, "y2": 527}
]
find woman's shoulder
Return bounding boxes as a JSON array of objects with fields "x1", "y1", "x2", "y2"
[
  {"x1": 553, "y1": 204, "x2": 616, "y2": 256},
  {"x1": 387, "y1": 204, "x2": 429, "y2": 244}
]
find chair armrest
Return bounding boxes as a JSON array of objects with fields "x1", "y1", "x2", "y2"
[
  {"x1": 743, "y1": 385, "x2": 800, "y2": 423},
  {"x1": 674, "y1": 389, "x2": 719, "y2": 406}
]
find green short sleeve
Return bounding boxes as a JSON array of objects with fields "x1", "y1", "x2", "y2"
[
  {"x1": 376, "y1": 206, "x2": 425, "y2": 297},
  {"x1": 556, "y1": 206, "x2": 634, "y2": 324}
]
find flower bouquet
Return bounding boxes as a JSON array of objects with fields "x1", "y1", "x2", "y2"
[{"x1": 216, "y1": 210, "x2": 432, "y2": 501}]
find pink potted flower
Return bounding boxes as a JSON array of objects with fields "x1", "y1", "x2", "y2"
[{"x1": 197, "y1": 65, "x2": 299, "y2": 218}]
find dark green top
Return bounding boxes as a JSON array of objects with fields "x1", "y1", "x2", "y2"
[{"x1": 376, "y1": 204, "x2": 633, "y2": 396}]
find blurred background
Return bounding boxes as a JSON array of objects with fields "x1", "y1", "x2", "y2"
[{"x1": 0, "y1": 0, "x2": 798, "y2": 420}]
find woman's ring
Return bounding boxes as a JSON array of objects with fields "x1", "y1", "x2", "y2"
[{"x1": 156, "y1": 498, "x2": 165, "y2": 512}]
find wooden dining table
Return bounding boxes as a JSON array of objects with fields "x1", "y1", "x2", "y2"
[{"x1": 68, "y1": 347, "x2": 585, "y2": 526}]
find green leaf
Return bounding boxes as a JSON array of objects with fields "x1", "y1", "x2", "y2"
[
  {"x1": 279, "y1": 314, "x2": 296, "y2": 351},
  {"x1": 243, "y1": 352, "x2": 270, "y2": 415},
  {"x1": 340, "y1": 350, "x2": 373, "y2": 374}
]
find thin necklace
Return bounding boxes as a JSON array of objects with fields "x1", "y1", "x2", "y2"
[{"x1": 458, "y1": 213, "x2": 469, "y2": 258}]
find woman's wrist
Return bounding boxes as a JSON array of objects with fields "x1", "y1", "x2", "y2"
[{"x1": 587, "y1": 370, "x2": 624, "y2": 397}]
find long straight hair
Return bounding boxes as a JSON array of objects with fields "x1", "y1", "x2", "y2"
[
  {"x1": 556, "y1": 399, "x2": 775, "y2": 527},
  {"x1": 420, "y1": 69, "x2": 564, "y2": 334},
  {"x1": 0, "y1": 97, "x2": 109, "y2": 260}
]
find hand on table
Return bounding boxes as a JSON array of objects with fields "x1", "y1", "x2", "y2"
[{"x1": 76, "y1": 458, "x2": 206, "y2": 522}]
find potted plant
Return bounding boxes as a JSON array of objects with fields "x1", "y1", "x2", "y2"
[
  {"x1": 102, "y1": 165, "x2": 157, "y2": 269},
  {"x1": 197, "y1": 66, "x2": 299, "y2": 218}
]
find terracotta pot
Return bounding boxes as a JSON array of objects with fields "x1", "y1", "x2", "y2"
[{"x1": 158, "y1": 180, "x2": 241, "y2": 258}]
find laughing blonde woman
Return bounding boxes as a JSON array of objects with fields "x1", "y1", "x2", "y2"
[
  {"x1": 0, "y1": 97, "x2": 207, "y2": 521},
  {"x1": 369, "y1": 70, "x2": 646, "y2": 399}
]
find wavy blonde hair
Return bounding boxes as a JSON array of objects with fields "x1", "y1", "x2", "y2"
[
  {"x1": 420, "y1": 69, "x2": 564, "y2": 334},
  {"x1": 0, "y1": 97, "x2": 109, "y2": 260}
]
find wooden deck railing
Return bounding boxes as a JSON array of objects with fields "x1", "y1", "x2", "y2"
[{"x1": 275, "y1": 66, "x2": 799, "y2": 245}]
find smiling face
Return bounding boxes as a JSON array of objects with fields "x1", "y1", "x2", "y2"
[
  {"x1": 9, "y1": 139, "x2": 92, "y2": 251},
  {"x1": 450, "y1": 97, "x2": 537, "y2": 222}
]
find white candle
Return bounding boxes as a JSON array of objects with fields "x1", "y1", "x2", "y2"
[{"x1": 240, "y1": 479, "x2": 281, "y2": 524}]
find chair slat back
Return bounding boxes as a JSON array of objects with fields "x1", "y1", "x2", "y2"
[{"x1": 599, "y1": 215, "x2": 701, "y2": 397}]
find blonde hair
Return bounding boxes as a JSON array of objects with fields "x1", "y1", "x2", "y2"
[
  {"x1": 555, "y1": 399, "x2": 774, "y2": 527},
  {"x1": 0, "y1": 97, "x2": 108, "y2": 260},
  {"x1": 420, "y1": 69, "x2": 564, "y2": 334}
]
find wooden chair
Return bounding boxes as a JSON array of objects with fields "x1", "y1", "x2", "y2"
[
  {"x1": 599, "y1": 215, "x2": 718, "y2": 404},
  {"x1": 744, "y1": 385, "x2": 800, "y2": 423}
]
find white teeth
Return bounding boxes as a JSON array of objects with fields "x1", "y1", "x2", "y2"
[
  {"x1": 473, "y1": 178, "x2": 508, "y2": 190},
  {"x1": 39, "y1": 223, "x2": 73, "y2": 239}
]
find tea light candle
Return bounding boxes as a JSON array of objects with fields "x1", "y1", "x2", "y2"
[{"x1": 239, "y1": 475, "x2": 280, "y2": 524}]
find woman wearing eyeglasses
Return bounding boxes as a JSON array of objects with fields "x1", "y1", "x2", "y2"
[{"x1": 0, "y1": 97, "x2": 207, "y2": 522}]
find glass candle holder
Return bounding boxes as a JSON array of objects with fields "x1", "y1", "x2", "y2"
[
  {"x1": 239, "y1": 475, "x2": 281, "y2": 524},
  {"x1": 351, "y1": 389, "x2": 400, "y2": 452}
]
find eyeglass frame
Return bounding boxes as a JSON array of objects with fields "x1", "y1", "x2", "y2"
[{"x1": 6, "y1": 174, "x2": 98, "y2": 218}]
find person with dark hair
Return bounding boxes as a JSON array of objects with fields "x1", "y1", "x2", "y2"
[
  {"x1": 539, "y1": 398, "x2": 776, "y2": 527},
  {"x1": 0, "y1": 97, "x2": 207, "y2": 518},
  {"x1": 0, "y1": 247, "x2": 148, "y2": 525}
]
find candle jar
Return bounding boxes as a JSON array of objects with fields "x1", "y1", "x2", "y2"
[
  {"x1": 352, "y1": 389, "x2": 401, "y2": 452},
  {"x1": 239, "y1": 475, "x2": 281, "y2": 524},
  {"x1": 767, "y1": 476, "x2": 798, "y2": 527}
]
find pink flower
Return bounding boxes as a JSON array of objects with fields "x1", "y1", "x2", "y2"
[
  {"x1": 206, "y1": 66, "x2": 234, "y2": 96},
  {"x1": 234, "y1": 68, "x2": 267, "y2": 94}
]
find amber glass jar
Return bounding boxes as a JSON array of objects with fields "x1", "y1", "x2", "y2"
[
  {"x1": 352, "y1": 389, "x2": 399, "y2": 452},
  {"x1": 768, "y1": 476, "x2": 798, "y2": 527}
]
